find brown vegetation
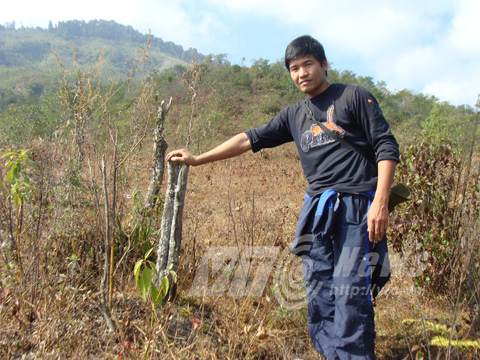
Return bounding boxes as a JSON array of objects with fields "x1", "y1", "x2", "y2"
[
  {"x1": 1, "y1": 139, "x2": 479, "y2": 359},
  {"x1": 0, "y1": 51, "x2": 479, "y2": 359}
]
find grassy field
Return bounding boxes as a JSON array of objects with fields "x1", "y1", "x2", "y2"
[{"x1": 1, "y1": 137, "x2": 478, "y2": 359}]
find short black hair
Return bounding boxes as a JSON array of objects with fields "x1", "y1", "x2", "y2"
[{"x1": 284, "y1": 35, "x2": 327, "y2": 71}]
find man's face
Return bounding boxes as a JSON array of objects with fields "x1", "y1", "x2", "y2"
[{"x1": 289, "y1": 55, "x2": 329, "y2": 98}]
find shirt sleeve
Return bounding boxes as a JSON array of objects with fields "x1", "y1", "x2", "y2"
[
  {"x1": 244, "y1": 108, "x2": 294, "y2": 153},
  {"x1": 351, "y1": 86, "x2": 400, "y2": 163}
]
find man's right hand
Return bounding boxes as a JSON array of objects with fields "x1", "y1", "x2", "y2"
[{"x1": 165, "y1": 149, "x2": 198, "y2": 166}]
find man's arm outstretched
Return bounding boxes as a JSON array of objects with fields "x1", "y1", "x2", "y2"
[{"x1": 165, "y1": 133, "x2": 251, "y2": 166}]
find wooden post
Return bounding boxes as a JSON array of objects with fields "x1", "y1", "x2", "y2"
[{"x1": 156, "y1": 161, "x2": 189, "y2": 288}]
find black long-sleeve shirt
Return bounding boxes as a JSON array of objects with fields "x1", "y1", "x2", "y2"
[{"x1": 245, "y1": 83, "x2": 400, "y2": 196}]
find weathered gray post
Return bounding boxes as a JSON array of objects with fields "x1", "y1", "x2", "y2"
[{"x1": 155, "y1": 161, "x2": 189, "y2": 289}]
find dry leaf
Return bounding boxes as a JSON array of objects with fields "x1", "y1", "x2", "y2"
[
  {"x1": 256, "y1": 324, "x2": 267, "y2": 339},
  {"x1": 193, "y1": 318, "x2": 201, "y2": 331}
]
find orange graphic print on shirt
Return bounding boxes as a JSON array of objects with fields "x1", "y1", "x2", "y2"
[{"x1": 301, "y1": 105, "x2": 345, "y2": 153}]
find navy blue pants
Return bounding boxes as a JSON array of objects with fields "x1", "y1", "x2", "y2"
[{"x1": 293, "y1": 191, "x2": 390, "y2": 360}]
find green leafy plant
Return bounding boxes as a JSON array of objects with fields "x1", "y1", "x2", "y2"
[
  {"x1": 134, "y1": 247, "x2": 176, "y2": 307},
  {"x1": 2, "y1": 149, "x2": 33, "y2": 283},
  {"x1": 134, "y1": 247, "x2": 176, "y2": 358},
  {"x1": 3, "y1": 149, "x2": 32, "y2": 203}
]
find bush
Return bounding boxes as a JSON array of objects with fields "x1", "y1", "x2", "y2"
[{"x1": 389, "y1": 113, "x2": 480, "y2": 296}]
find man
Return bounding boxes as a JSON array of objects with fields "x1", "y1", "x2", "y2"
[{"x1": 166, "y1": 35, "x2": 399, "y2": 359}]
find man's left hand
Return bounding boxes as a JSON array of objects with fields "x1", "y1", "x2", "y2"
[{"x1": 367, "y1": 198, "x2": 389, "y2": 243}]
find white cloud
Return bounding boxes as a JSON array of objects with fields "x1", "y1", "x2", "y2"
[
  {"x1": 385, "y1": 0, "x2": 480, "y2": 106},
  {"x1": 114, "y1": 1, "x2": 229, "y2": 56},
  {"x1": 446, "y1": 0, "x2": 480, "y2": 55},
  {"x1": 423, "y1": 77, "x2": 479, "y2": 107}
]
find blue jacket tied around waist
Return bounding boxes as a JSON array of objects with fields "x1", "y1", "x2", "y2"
[{"x1": 292, "y1": 189, "x2": 391, "y2": 299}]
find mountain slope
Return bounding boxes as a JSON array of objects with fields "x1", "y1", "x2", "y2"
[{"x1": 0, "y1": 19, "x2": 204, "y2": 107}]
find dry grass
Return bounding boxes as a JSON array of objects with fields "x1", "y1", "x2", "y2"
[{"x1": 0, "y1": 140, "x2": 479, "y2": 360}]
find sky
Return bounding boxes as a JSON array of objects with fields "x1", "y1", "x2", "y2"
[{"x1": 2, "y1": 0, "x2": 479, "y2": 108}]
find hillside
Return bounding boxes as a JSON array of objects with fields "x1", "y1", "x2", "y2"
[{"x1": 0, "y1": 19, "x2": 204, "y2": 107}]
